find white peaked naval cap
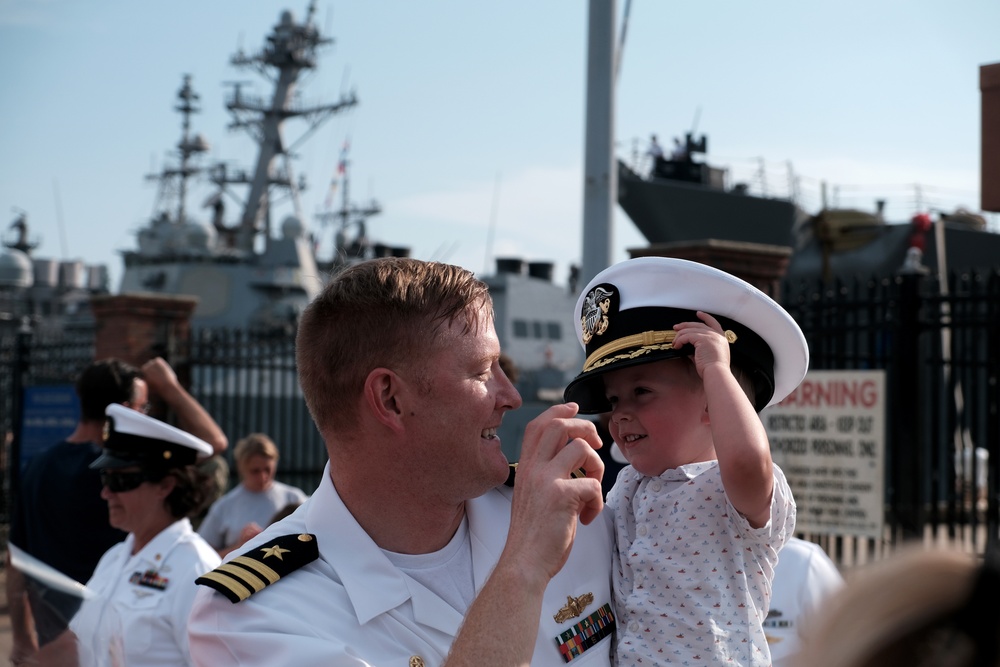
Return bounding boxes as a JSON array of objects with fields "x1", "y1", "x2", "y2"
[{"x1": 564, "y1": 256, "x2": 809, "y2": 413}]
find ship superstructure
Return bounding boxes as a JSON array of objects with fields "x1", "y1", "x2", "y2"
[{"x1": 119, "y1": 3, "x2": 359, "y2": 332}]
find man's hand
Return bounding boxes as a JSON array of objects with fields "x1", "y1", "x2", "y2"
[
  {"x1": 503, "y1": 403, "x2": 605, "y2": 585},
  {"x1": 7, "y1": 554, "x2": 39, "y2": 667},
  {"x1": 9, "y1": 589, "x2": 38, "y2": 666},
  {"x1": 237, "y1": 522, "x2": 263, "y2": 545},
  {"x1": 218, "y1": 523, "x2": 264, "y2": 558},
  {"x1": 140, "y1": 357, "x2": 229, "y2": 455},
  {"x1": 442, "y1": 403, "x2": 606, "y2": 667},
  {"x1": 140, "y1": 357, "x2": 181, "y2": 395}
]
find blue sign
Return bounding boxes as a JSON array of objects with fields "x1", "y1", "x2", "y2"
[{"x1": 20, "y1": 385, "x2": 79, "y2": 471}]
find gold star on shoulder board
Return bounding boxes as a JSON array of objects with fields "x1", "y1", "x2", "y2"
[
  {"x1": 261, "y1": 544, "x2": 291, "y2": 560},
  {"x1": 196, "y1": 533, "x2": 319, "y2": 604}
]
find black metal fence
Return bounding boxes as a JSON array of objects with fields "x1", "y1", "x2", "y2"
[
  {"x1": 0, "y1": 327, "x2": 96, "y2": 521},
  {"x1": 783, "y1": 269, "x2": 1000, "y2": 561},
  {"x1": 186, "y1": 328, "x2": 326, "y2": 493},
  {"x1": 2, "y1": 269, "x2": 999, "y2": 559}
]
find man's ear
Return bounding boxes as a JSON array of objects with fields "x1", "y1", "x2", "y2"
[{"x1": 362, "y1": 367, "x2": 406, "y2": 433}]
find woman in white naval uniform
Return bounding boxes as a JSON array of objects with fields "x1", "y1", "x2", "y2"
[{"x1": 67, "y1": 404, "x2": 221, "y2": 667}]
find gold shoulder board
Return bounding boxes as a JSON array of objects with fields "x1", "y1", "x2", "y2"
[
  {"x1": 503, "y1": 462, "x2": 587, "y2": 488},
  {"x1": 195, "y1": 533, "x2": 318, "y2": 604},
  {"x1": 504, "y1": 463, "x2": 518, "y2": 487}
]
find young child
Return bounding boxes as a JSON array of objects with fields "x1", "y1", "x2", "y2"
[{"x1": 564, "y1": 256, "x2": 809, "y2": 666}]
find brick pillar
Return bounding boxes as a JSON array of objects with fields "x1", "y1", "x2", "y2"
[
  {"x1": 981, "y1": 61, "x2": 1000, "y2": 212},
  {"x1": 89, "y1": 293, "x2": 198, "y2": 368},
  {"x1": 627, "y1": 239, "x2": 792, "y2": 300}
]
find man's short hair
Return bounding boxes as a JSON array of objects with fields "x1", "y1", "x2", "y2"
[
  {"x1": 75, "y1": 358, "x2": 142, "y2": 422},
  {"x1": 296, "y1": 258, "x2": 492, "y2": 435}
]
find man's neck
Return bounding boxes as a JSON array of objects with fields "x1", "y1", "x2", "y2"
[
  {"x1": 64, "y1": 419, "x2": 105, "y2": 445},
  {"x1": 329, "y1": 457, "x2": 466, "y2": 555}
]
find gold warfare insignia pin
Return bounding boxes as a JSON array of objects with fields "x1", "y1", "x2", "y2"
[
  {"x1": 553, "y1": 592, "x2": 594, "y2": 623},
  {"x1": 581, "y1": 286, "x2": 614, "y2": 344}
]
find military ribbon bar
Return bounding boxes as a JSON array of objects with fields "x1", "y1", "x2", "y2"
[{"x1": 554, "y1": 603, "x2": 616, "y2": 663}]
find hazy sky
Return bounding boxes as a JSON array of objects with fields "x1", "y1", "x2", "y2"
[{"x1": 2, "y1": 0, "x2": 998, "y2": 289}]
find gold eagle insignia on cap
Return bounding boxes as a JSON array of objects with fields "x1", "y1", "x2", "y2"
[
  {"x1": 195, "y1": 533, "x2": 318, "y2": 604},
  {"x1": 581, "y1": 286, "x2": 613, "y2": 344},
  {"x1": 553, "y1": 592, "x2": 594, "y2": 623}
]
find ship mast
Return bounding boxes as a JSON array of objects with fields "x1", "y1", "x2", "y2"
[
  {"x1": 314, "y1": 144, "x2": 382, "y2": 264},
  {"x1": 174, "y1": 75, "x2": 203, "y2": 225},
  {"x1": 146, "y1": 75, "x2": 209, "y2": 226},
  {"x1": 218, "y1": 1, "x2": 358, "y2": 254}
]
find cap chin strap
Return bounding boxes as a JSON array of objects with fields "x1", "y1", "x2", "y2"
[
  {"x1": 584, "y1": 329, "x2": 677, "y2": 372},
  {"x1": 583, "y1": 329, "x2": 737, "y2": 373}
]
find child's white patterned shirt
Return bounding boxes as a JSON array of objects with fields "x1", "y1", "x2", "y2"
[{"x1": 608, "y1": 460, "x2": 795, "y2": 666}]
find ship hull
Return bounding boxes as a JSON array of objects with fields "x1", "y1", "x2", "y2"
[{"x1": 617, "y1": 160, "x2": 798, "y2": 247}]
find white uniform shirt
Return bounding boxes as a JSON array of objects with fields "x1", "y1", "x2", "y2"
[
  {"x1": 197, "y1": 480, "x2": 309, "y2": 550},
  {"x1": 189, "y1": 462, "x2": 616, "y2": 667},
  {"x1": 609, "y1": 461, "x2": 795, "y2": 667},
  {"x1": 765, "y1": 537, "x2": 843, "y2": 667},
  {"x1": 70, "y1": 519, "x2": 221, "y2": 667}
]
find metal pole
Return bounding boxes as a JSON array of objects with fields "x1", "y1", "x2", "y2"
[
  {"x1": 580, "y1": 0, "x2": 617, "y2": 289},
  {"x1": 8, "y1": 318, "x2": 32, "y2": 521}
]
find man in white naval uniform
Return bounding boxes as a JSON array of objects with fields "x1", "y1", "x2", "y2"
[{"x1": 189, "y1": 258, "x2": 615, "y2": 667}]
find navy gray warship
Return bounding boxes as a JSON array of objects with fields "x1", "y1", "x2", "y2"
[
  {"x1": 618, "y1": 132, "x2": 1000, "y2": 288},
  {"x1": 117, "y1": 3, "x2": 388, "y2": 333}
]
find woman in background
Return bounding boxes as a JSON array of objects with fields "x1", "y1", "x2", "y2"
[
  {"x1": 197, "y1": 433, "x2": 308, "y2": 557},
  {"x1": 66, "y1": 404, "x2": 221, "y2": 667}
]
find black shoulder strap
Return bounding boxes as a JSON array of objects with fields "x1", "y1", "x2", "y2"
[{"x1": 195, "y1": 533, "x2": 318, "y2": 604}]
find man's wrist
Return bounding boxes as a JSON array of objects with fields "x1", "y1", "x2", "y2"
[{"x1": 493, "y1": 546, "x2": 556, "y2": 594}]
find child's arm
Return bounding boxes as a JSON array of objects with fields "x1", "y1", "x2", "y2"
[{"x1": 673, "y1": 311, "x2": 774, "y2": 527}]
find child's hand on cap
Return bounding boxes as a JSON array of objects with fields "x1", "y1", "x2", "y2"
[{"x1": 673, "y1": 311, "x2": 733, "y2": 379}]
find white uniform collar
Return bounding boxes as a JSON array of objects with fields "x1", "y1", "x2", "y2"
[
  {"x1": 126, "y1": 518, "x2": 193, "y2": 566},
  {"x1": 304, "y1": 464, "x2": 409, "y2": 624},
  {"x1": 303, "y1": 463, "x2": 511, "y2": 633}
]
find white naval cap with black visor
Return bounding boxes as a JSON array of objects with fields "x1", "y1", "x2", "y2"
[
  {"x1": 91, "y1": 403, "x2": 213, "y2": 471},
  {"x1": 563, "y1": 256, "x2": 809, "y2": 414}
]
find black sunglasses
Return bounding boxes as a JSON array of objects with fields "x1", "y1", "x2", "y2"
[{"x1": 100, "y1": 470, "x2": 149, "y2": 493}]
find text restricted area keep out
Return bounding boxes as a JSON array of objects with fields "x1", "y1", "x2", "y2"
[{"x1": 764, "y1": 370, "x2": 886, "y2": 538}]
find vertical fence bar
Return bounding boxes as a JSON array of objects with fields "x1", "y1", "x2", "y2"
[
  {"x1": 892, "y1": 272, "x2": 924, "y2": 539},
  {"x1": 986, "y1": 271, "x2": 1000, "y2": 542}
]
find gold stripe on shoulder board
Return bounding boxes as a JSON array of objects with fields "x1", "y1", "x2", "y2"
[{"x1": 195, "y1": 533, "x2": 318, "y2": 604}]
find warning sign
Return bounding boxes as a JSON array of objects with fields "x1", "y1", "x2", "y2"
[{"x1": 764, "y1": 370, "x2": 886, "y2": 538}]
